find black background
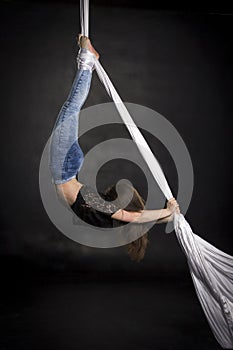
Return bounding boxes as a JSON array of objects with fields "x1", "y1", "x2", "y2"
[{"x1": 0, "y1": 0, "x2": 232, "y2": 349}]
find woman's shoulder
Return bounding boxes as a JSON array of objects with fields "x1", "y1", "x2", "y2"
[{"x1": 74, "y1": 184, "x2": 120, "y2": 215}]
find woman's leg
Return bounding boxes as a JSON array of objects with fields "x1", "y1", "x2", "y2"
[{"x1": 49, "y1": 47, "x2": 96, "y2": 185}]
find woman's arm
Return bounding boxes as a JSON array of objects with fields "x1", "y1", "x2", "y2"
[
  {"x1": 112, "y1": 208, "x2": 171, "y2": 223},
  {"x1": 111, "y1": 198, "x2": 180, "y2": 223}
]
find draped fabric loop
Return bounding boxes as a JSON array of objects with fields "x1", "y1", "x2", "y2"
[{"x1": 79, "y1": 1, "x2": 233, "y2": 347}]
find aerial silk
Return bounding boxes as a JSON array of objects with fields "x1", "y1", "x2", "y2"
[{"x1": 79, "y1": 0, "x2": 233, "y2": 347}]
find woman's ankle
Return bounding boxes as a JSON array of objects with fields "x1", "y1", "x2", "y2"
[{"x1": 77, "y1": 48, "x2": 96, "y2": 71}]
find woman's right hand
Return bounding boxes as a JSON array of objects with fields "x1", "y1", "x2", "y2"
[{"x1": 166, "y1": 198, "x2": 180, "y2": 215}]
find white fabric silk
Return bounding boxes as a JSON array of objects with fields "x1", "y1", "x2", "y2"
[
  {"x1": 77, "y1": 48, "x2": 96, "y2": 71},
  {"x1": 79, "y1": 1, "x2": 233, "y2": 347}
]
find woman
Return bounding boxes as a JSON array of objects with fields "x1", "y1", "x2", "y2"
[{"x1": 49, "y1": 35, "x2": 180, "y2": 261}]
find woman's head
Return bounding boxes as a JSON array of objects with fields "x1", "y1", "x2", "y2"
[
  {"x1": 105, "y1": 181, "x2": 144, "y2": 211},
  {"x1": 104, "y1": 181, "x2": 149, "y2": 263}
]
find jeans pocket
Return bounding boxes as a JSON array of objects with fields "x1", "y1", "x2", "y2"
[{"x1": 62, "y1": 142, "x2": 84, "y2": 178}]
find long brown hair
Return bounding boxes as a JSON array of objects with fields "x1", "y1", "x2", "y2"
[{"x1": 104, "y1": 182, "x2": 149, "y2": 262}]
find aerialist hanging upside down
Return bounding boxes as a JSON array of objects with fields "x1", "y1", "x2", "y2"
[{"x1": 49, "y1": 35, "x2": 180, "y2": 262}]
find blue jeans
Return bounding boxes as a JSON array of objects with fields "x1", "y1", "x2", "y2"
[{"x1": 49, "y1": 67, "x2": 92, "y2": 184}]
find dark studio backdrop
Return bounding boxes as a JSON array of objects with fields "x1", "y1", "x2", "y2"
[{"x1": 0, "y1": 0, "x2": 232, "y2": 349}]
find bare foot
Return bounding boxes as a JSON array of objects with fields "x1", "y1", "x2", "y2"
[{"x1": 77, "y1": 34, "x2": 99, "y2": 59}]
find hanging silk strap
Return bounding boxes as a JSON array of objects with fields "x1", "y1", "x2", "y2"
[{"x1": 79, "y1": 1, "x2": 233, "y2": 348}]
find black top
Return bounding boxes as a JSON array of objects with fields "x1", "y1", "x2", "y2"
[{"x1": 70, "y1": 185, "x2": 122, "y2": 228}]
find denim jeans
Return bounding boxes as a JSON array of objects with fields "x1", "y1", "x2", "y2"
[{"x1": 49, "y1": 63, "x2": 93, "y2": 184}]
